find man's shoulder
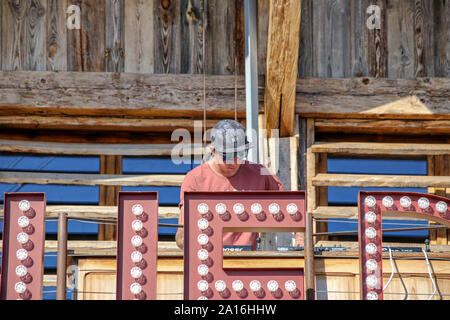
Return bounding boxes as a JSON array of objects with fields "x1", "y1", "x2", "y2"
[{"x1": 185, "y1": 162, "x2": 208, "y2": 178}]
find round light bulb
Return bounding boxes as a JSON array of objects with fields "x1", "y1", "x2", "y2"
[
  {"x1": 366, "y1": 243, "x2": 378, "y2": 255},
  {"x1": 197, "y1": 249, "x2": 209, "y2": 261},
  {"x1": 197, "y1": 203, "x2": 209, "y2": 215},
  {"x1": 268, "y1": 203, "x2": 280, "y2": 215},
  {"x1": 132, "y1": 204, "x2": 144, "y2": 216},
  {"x1": 285, "y1": 280, "x2": 297, "y2": 292},
  {"x1": 14, "y1": 282, "x2": 26, "y2": 294},
  {"x1": 17, "y1": 232, "x2": 29, "y2": 244},
  {"x1": 215, "y1": 203, "x2": 227, "y2": 215},
  {"x1": 131, "y1": 220, "x2": 144, "y2": 232},
  {"x1": 364, "y1": 196, "x2": 377, "y2": 208},
  {"x1": 197, "y1": 234, "x2": 209, "y2": 246},
  {"x1": 233, "y1": 203, "x2": 245, "y2": 215},
  {"x1": 197, "y1": 218, "x2": 209, "y2": 230},
  {"x1": 250, "y1": 203, "x2": 262, "y2": 215},
  {"x1": 197, "y1": 264, "x2": 209, "y2": 277},
  {"x1": 15, "y1": 265, "x2": 28, "y2": 277},
  {"x1": 232, "y1": 280, "x2": 244, "y2": 292},
  {"x1": 249, "y1": 280, "x2": 261, "y2": 292},
  {"x1": 18, "y1": 200, "x2": 30, "y2": 212},
  {"x1": 267, "y1": 280, "x2": 279, "y2": 292},
  {"x1": 436, "y1": 201, "x2": 448, "y2": 213},
  {"x1": 130, "y1": 267, "x2": 143, "y2": 279},
  {"x1": 365, "y1": 227, "x2": 377, "y2": 239},
  {"x1": 131, "y1": 251, "x2": 143, "y2": 263},
  {"x1": 17, "y1": 216, "x2": 30, "y2": 228},
  {"x1": 365, "y1": 211, "x2": 377, "y2": 224},
  {"x1": 215, "y1": 280, "x2": 227, "y2": 293},
  {"x1": 418, "y1": 197, "x2": 430, "y2": 209},
  {"x1": 366, "y1": 275, "x2": 378, "y2": 289},
  {"x1": 197, "y1": 280, "x2": 209, "y2": 292},
  {"x1": 400, "y1": 196, "x2": 412, "y2": 208},
  {"x1": 130, "y1": 283, "x2": 142, "y2": 295},
  {"x1": 16, "y1": 249, "x2": 28, "y2": 261},
  {"x1": 367, "y1": 291, "x2": 379, "y2": 300},
  {"x1": 198, "y1": 296, "x2": 208, "y2": 300},
  {"x1": 286, "y1": 203, "x2": 298, "y2": 215},
  {"x1": 131, "y1": 235, "x2": 143, "y2": 247},
  {"x1": 366, "y1": 259, "x2": 378, "y2": 272},
  {"x1": 382, "y1": 196, "x2": 394, "y2": 208}
]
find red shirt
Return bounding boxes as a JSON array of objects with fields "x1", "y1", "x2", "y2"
[{"x1": 179, "y1": 161, "x2": 285, "y2": 248}]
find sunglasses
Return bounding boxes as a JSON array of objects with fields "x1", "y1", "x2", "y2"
[{"x1": 218, "y1": 150, "x2": 247, "y2": 163}]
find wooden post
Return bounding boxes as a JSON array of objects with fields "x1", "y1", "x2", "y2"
[
  {"x1": 56, "y1": 212, "x2": 68, "y2": 300},
  {"x1": 305, "y1": 118, "x2": 315, "y2": 299}
]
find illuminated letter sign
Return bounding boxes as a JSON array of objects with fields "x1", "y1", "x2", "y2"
[
  {"x1": 116, "y1": 192, "x2": 158, "y2": 300},
  {"x1": 1, "y1": 193, "x2": 46, "y2": 300},
  {"x1": 184, "y1": 191, "x2": 305, "y2": 300},
  {"x1": 358, "y1": 191, "x2": 449, "y2": 300}
]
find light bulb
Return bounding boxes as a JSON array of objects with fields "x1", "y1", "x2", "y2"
[
  {"x1": 367, "y1": 291, "x2": 379, "y2": 300},
  {"x1": 130, "y1": 267, "x2": 142, "y2": 279},
  {"x1": 365, "y1": 211, "x2": 377, "y2": 224},
  {"x1": 232, "y1": 280, "x2": 244, "y2": 292},
  {"x1": 132, "y1": 204, "x2": 144, "y2": 216},
  {"x1": 382, "y1": 196, "x2": 394, "y2": 208},
  {"x1": 364, "y1": 196, "x2": 377, "y2": 208},
  {"x1": 130, "y1": 283, "x2": 142, "y2": 295},
  {"x1": 197, "y1": 280, "x2": 209, "y2": 292},
  {"x1": 197, "y1": 264, "x2": 209, "y2": 277},
  {"x1": 15, "y1": 265, "x2": 28, "y2": 277},
  {"x1": 197, "y1": 218, "x2": 209, "y2": 230},
  {"x1": 17, "y1": 232, "x2": 29, "y2": 244},
  {"x1": 268, "y1": 203, "x2": 280, "y2": 215},
  {"x1": 18, "y1": 200, "x2": 30, "y2": 212},
  {"x1": 400, "y1": 196, "x2": 411, "y2": 208},
  {"x1": 267, "y1": 280, "x2": 279, "y2": 292},
  {"x1": 16, "y1": 249, "x2": 28, "y2": 261},
  {"x1": 286, "y1": 203, "x2": 298, "y2": 215},
  {"x1": 233, "y1": 203, "x2": 245, "y2": 215},
  {"x1": 215, "y1": 280, "x2": 226, "y2": 292},
  {"x1": 215, "y1": 203, "x2": 227, "y2": 215},
  {"x1": 365, "y1": 227, "x2": 377, "y2": 239},
  {"x1": 131, "y1": 220, "x2": 144, "y2": 232},
  {"x1": 250, "y1": 203, "x2": 262, "y2": 215},
  {"x1": 131, "y1": 235, "x2": 143, "y2": 247},
  {"x1": 131, "y1": 251, "x2": 143, "y2": 263},
  {"x1": 249, "y1": 280, "x2": 261, "y2": 292},
  {"x1": 14, "y1": 282, "x2": 26, "y2": 294},
  {"x1": 197, "y1": 234, "x2": 209, "y2": 246},
  {"x1": 285, "y1": 280, "x2": 297, "y2": 292},
  {"x1": 197, "y1": 203, "x2": 209, "y2": 215},
  {"x1": 436, "y1": 201, "x2": 448, "y2": 213},
  {"x1": 198, "y1": 296, "x2": 208, "y2": 300},
  {"x1": 197, "y1": 249, "x2": 209, "y2": 261},
  {"x1": 366, "y1": 275, "x2": 378, "y2": 289},
  {"x1": 418, "y1": 197, "x2": 430, "y2": 209},
  {"x1": 17, "y1": 216, "x2": 30, "y2": 228},
  {"x1": 366, "y1": 259, "x2": 378, "y2": 272},
  {"x1": 366, "y1": 243, "x2": 378, "y2": 255}
]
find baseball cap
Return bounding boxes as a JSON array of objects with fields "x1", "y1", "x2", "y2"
[{"x1": 210, "y1": 120, "x2": 253, "y2": 155}]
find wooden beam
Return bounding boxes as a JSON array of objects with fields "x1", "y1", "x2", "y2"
[
  {"x1": 312, "y1": 174, "x2": 450, "y2": 188},
  {"x1": 313, "y1": 206, "x2": 425, "y2": 221},
  {"x1": 0, "y1": 171, "x2": 185, "y2": 187},
  {"x1": 264, "y1": 0, "x2": 302, "y2": 137}
]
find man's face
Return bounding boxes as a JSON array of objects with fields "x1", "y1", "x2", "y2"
[{"x1": 211, "y1": 148, "x2": 245, "y2": 173}]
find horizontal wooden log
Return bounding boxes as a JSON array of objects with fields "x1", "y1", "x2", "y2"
[
  {"x1": 0, "y1": 139, "x2": 206, "y2": 156},
  {"x1": 0, "y1": 171, "x2": 185, "y2": 186},
  {"x1": 315, "y1": 119, "x2": 450, "y2": 135},
  {"x1": 313, "y1": 206, "x2": 424, "y2": 221},
  {"x1": 311, "y1": 142, "x2": 450, "y2": 156},
  {"x1": 312, "y1": 174, "x2": 450, "y2": 188}
]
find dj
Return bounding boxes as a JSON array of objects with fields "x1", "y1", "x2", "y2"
[{"x1": 175, "y1": 120, "x2": 285, "y2": 250}]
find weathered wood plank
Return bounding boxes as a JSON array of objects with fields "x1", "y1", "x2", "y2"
[
  {"x1": 312, "y1": 174, "x2": 450, "y2": 188},
  {"x1": 233, "y1": 0, "x2": 245, "y2": 75},
  {"x1": 47, "y1": 0, "x2": 67, "y2": 71},
  {"x1": 257, "y1": 0, "x2": 270, "y2": 76},
  {"x1": 105, "y1": 0, "x2": 125, "y2": 72},
  {"x1": 349, "y1": 0, "x2": 368, "y2": 77},
  {"x1": 0, "y1": 171, "x2": 185, "y2": 186},
  {"x1": 124, "y1": 0, "x2": 154, "y2": 73},
  {"x1": 413, "y1": 0, "x2": 434, "y2": 77},
  {"x1": 298, "y1": 0, "x2": 313, "y2": 77},
  {"x1": 433, "y1": 0, "x2": 449, "y2": 77},
  {"x1": 180, "y1": 0, "x2": 203, "y2": 74},
  {"x1": 367, "y1": 0, "x2": 388, "y2": 77}
]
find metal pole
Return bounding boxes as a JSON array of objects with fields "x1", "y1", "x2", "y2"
[
  {"x1": 305, "y1": 210, "x2": 315, "y2": 300},
  {"x1": 244, "y1": 0, "x2": 259, "y2": 163},
  {"x1": 56, "y1": 212, "x2": 68, "y2": 300}
]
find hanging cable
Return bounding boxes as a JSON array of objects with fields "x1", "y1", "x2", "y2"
[
  {"x1": 383, "y1": 247, "x2": 395, "y2": 291},
  {"x1": 202, "y1": 0, "x2": 207, "y2": 145},
  {"x1": 422, "y1": 248, "x2": 439, "y2": 300}
]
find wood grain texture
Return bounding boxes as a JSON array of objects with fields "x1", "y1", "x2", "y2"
[
  {"x1": 367, "y1": 0, "x2": 388, "y2": 77},
  {"x1": 181, "y1": 0, "x2": 203, "y2": 74},
  {"x1": 257, "y1": 0, "x2": 270, "y2": 76},
  {"x1": 414, "y1": 0, "x2": 434, "y2": 77},
  {"x1": 349, "y1": 0, "x2": 368, "y2": 77},
  {"x1": 47, "y1": 0, "x2": 67, "y2": 71},
  {"x1": 298, "y1": 0, "x2": 313, "y2": 77},
  {"x1": 105, "y1": 0, "x2": 124, "y2": 72},
  {"x1": 434, "y1": 0, "x2": 450, "y2": 77}
]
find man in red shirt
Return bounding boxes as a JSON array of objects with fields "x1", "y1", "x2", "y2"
[{"x1": 175, "y1": 120, "x2": 285, "y2": 249}]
